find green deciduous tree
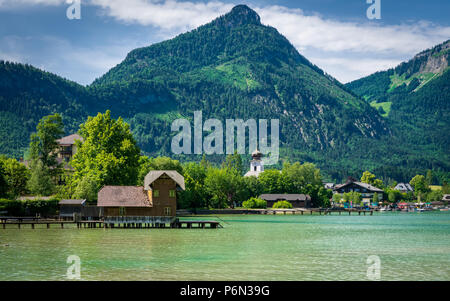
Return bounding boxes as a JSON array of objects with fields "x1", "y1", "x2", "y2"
[
  {"x1": 73, "y1": 173, "x2": 100, "y2": 202},
  {"x1": 410, "y1": 175, "x2": 430, "y2": 194},
  {"x1": 29, "y1": 113, "x2": 64, "y2": 175},
  {"x1": 273, "y1": 200, "x2": 293, "y2": 209},
  {"x1": 0, "y1": 156, "x2": 29, "y2": 198},
  {"x1": 242, "y1": 197, "x2": 267, "y2": 209},
  {"x1": 0, "y1": 162, "x2": 8, "y2": 198},
  {"x1": 258, "y1": 169, "x2": 285, "y2": 193},
  {"x1": 71, "y1": 111, "x2": 141, "y2": 189},
  {"x1": 223, "y1": 151, "x2": 244, "y2": 175},
  {"x1": 27, "y1": 160, "x2": 55, "y2": 196},
  {"x1": 204, "y1": 167, "x2": 245, "y2": 209},
  {"x1": 425, "y1": 190, "x2": 443, "y2": 203},
  {"x1": 178, "y1": 162, "x2": 208, "y2": 209},
  {"x1": 343, "y1": 191, "x2": 362, "y2": 206},
  {"x1": 282, "y1": 162, "x2": 322, "y2": 193},
  {"x1": 361, "y1": 171, "x2": 384, "y2": 189}
]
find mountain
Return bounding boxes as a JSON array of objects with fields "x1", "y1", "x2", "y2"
[
  {"x1": 89, "y1": 5, "x2": 387, "y2": 158},
  {"x1": 0, "y1": 5, "x2": 447, "y2": 182},
  {"x1": 346, "y1": 40, "x2": 450, "y2": 181}
]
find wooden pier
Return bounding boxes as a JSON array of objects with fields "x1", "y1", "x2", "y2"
[
  {"x1": 257, "y1": 208, "x2": 374, "y2": 216},
  {"x1": 0, "y1": 216, "x2": 222, "y2": 229}
]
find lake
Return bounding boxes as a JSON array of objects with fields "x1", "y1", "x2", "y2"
[{"x1": 0, "y1": 212, "x2": 449, "y2": 280}]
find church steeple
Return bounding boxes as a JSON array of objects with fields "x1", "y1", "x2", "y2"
[{"x1": 245, "y1": 149, "x2": 264, "y2": 177}]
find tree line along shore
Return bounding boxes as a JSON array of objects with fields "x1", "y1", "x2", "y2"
[{"x1": 0, "y1": 111, "x2": 448, "y2": 217}]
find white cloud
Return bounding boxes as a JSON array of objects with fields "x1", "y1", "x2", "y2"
[
  {"x1": 309, "y1": 57, "x2": 403, "y2": 83},
  {"x1": 91, "y1": 0, "x2": 234, "y2": 31},
  {"x1": 257, "y1": 6, "x2": 450, "y2": 55},
  {"x1": 0, "y1": 0, "x2": 65, "y2": 9}
]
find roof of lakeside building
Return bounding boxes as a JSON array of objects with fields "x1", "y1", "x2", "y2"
[
  {"x1": 97, "y1": 186, "x2": 151, "y2": 207},
  {"x1": 144, "y1": 170, "x2": 185, "y2": 191},
  {"x1": 57, "y1": 134, "x2": 83, "y2": 145}
]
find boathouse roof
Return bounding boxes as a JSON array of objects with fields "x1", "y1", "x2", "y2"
[
  {"x1": 144, "y1": 170, "x2": 185, "y2": 191},
  {"x1": 59, "y1": 199, "x2": 86, "y2": 206},
  {"x1": 97, "y1": 186, "x2": 151, "y2": 207}
]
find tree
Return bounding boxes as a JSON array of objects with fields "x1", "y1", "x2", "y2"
[
  {"x1": 242, "y1": 197, "x2": 267, "y2": 209},
  {"x1": 258, "y1": 170, "x2": 285, "y2": 193},
  {"x1": 0, "y1": 156, "x2": 29, "y2": 198},
  {"x1": 372, "y1": 192, "x2": 379, "y2": 205},
  {"x1": 443, "y1": 182, "x2": 450, "y2": 194},
  {"x1": 204, "y1": 168, "x2": 245, "y2": 208},
  {"x1": 361, "y1": 171, "x2": 384, "y2": 189},
  {"x1": 332, "y1": 193, "x2": 342, "y2": 205},
  {"x1": 425, "y1": 190, "x2": 443, "y2": 203},
  {"x1": 410, "y1": 175, "x2": 430, "y2": 194},
  {"x1": 178, "y1": 162, "x2": 208, "y2": 209},
  {"x1": 27, "y1": 160, "x2": 55, "y2": 196},
  {"x1": 282, "y1": 162, "x2": 322, "y2": 193},
  {"x1": 73, "y1": 173, "x2": 99, "y2": 202},
  {"x1": 273, "y1": 201, "x2": 293, "y2": 209},
  {"x1": 343, "y1": 191, "x2": 362, "y2": 206},
  {"x1": 71, "y1": 111, "x2": 141, "y2": 188},
  {"x1": 29, "y1": 113, "x2": 64, "y2": 176},
  {"x1": 0, "y1": 162, "x2": 8, "y2": 198},
  {"x1": 425, "y1": 170, "x2": 433, "y2": 186},
  {"x1": 243, "y1": 176, "x2": 263, "y2": 200},
  {"x1": 223, "y1": 151, "x2": 244, "y2": 175},
  {"x1": 388, "y1": 190, "x2": 396, "y2": 203}
]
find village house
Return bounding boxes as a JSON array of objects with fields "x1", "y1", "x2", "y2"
[
  {"x1": 259, "y1": 194, "x2": 312, "y2": 208},
  {"x1": 56, "y1": 133, "x2": 83, "y2": 165},
  {"x1": 97, "y1": 171, "x2": 185, "y2": 217},
  {"x1": 394, "y1": 183, "x2": 414, "y2": 193},
  {"x1": 55, "y1": 133, "x2": 83, "y2": 185},
  {"x1": 334, "y1": 177, "x2": 384, "y2": 205}
]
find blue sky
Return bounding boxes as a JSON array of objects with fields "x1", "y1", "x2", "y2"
[{"x1": 0, "y1": 0, "x2": 449, "y2": 85}]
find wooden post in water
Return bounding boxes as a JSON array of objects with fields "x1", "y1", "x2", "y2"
[
  {"x1": 61, "y1": 223, "x2": 64, "y2": 229},
  {"x1": 31, "y1": 223, "x2": 34, "y2": 229}
]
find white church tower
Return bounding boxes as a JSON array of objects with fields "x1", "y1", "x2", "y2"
[{"x1": 244, "y1": 149, "x2": 264, "y2": 177}]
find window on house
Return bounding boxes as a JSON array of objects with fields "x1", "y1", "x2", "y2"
[
  {"x1": 164, "y1": 207, "x2": 171, "y2": 216},
  {"x1": 153, "y1": 190, "x2": 160, "y2": 197},
  {"x1": 119, "y1": 207, "x2": 126, "y2": 216},
  {"x1": 169, "y1": 190, "x2": 176, "y2": 198}
]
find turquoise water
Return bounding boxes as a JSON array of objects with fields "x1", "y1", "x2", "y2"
[{"x1": 0, "y1": 212, "x2": 449, "y2": 280}]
